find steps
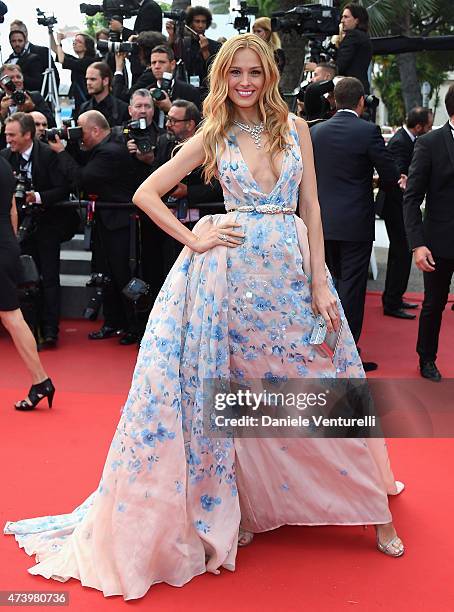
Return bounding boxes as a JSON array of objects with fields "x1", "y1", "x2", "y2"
[{"x1": 60, "y1": 234, "x2": 92, "y2": 319}]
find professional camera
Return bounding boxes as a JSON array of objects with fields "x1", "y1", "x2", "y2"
[
  {"x1": 232, "y1": 1, "x2": 258, "y2": 33},
  {"x1": 80, "y1": 0, "x2": 139, "y2": 19},
  {"x1": 83, "y1": 273, "x2": 112, "y2": 320},
  {"x1": 271, "y1": 4, "x2": 340, "y2": 37},
  {"x1": 14, "y1": 170, "x2": 31, "y2": 209},
  {"x1": 97, "y1": 39, "x2": 135, "y2": 54},
  {"x1": 14, "y1": 171, "x2": 42, "y2": 243},
  {"x1": 0, "y1": 75, "x2": 26, "y2": 106},
  {"x1": 123, "y1": 118, "x2": 156, "y2": 154},
  {"x1": 151, "y1": 71, "x2": 172, "y2": 102},
  {"x1": 363, "y1": 94, "x2": 380, "y2": 123},
  {"x1": 36, "y1": 8, "x2": 58, "y2": 29},
  {"x1": 308, "y1": 37, "x2": 337, "y2": 64},
  {"x1": 163, "y1": 9, "x2": 186, "y2": 22},
  {"x1": 44, "y1": 125, "x2": 83, "y2": 142},
  {"x1": 0, "y1": 1, "x2": 8, "y2": 24},
  {"x1": 304, "y1": 78, "x2": 334, "y2": 121}
]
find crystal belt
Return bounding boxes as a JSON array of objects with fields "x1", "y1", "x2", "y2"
[{"x1": 225, "y1": 204, "x2": 295, "y2": 214}]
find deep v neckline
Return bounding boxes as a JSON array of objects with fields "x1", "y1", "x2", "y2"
[{"x1": 233, "y1": 135, "x2": 287, "y2": 198}]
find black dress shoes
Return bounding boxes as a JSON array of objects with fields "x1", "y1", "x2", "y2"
[
  {"x1": 40, "y1": 334, "x2": 58, "y2": 348},
  {"x1": 119, "y1": 332, "x2": 140, "y2": 345},
  {"x1": 362, "y1": 361, "x2": 378, "y2": 372},
  {"x1": 420, "y1": 360, "x2": 441, "y2": 382},
  {"x1": 88, "y1": 326, "x2": 124, "y2": 340},
  {"x1": 384, "y1": 308, "x2": 416, "y2": 320},
  {"x1": 401, "y1": 301, "x2": 418, "y2": 310}
]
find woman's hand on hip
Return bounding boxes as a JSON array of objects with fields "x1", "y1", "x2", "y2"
[{"x1": 191, "y1": 220, "x2": 245, "y2": 254}]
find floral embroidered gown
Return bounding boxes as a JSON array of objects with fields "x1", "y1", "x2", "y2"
[{"x1": 4, "y1": 116, "x2": 400, "y2": 600}]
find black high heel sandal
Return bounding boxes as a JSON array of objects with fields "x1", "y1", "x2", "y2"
[{"x1": 15, "y1": 378, "x2": 55, "y2": 411}]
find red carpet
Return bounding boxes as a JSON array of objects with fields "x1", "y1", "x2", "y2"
[{"x1": 1, "y1": 293, "x2": 454, "y2": 611}]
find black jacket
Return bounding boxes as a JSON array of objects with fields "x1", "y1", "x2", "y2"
[
  {"x1": 113, "y1": 71, "x2": 201, "y2": 109},
  {"x1": 403, "y1": 122, "x2": 454, "y2": 258},
  {"x1": 6, "y1": 43, "x2": 60, "y2": 93},
  {"x1": 376, "y1": 127, "x2": 415, "y2": 217},
  {"x1": 122, "y1": 0, "x2": 162, "y2": 37},
  {"x1": 55, "y1": 133, "x2": 139, "y2": 231},
  {"x1": 0, "y1": 90, "x2": 56, "y2": 149},
  {"x1": 336, "y1": 29, "x2": 372, "y2": 94},
  {"x1": 180, "y1": 36, "x2": 221, "y2": 88},
  {"x1": 61, "y1": 53, "x2": 97, "y2": 111},
  {"x1": 310, "y1": 111, "x2": 399, "y2": 242},
  {"x1": 76, "y1": 93, "x2": 130, "y2": 127},
  {"x1": 0, "y1": 139, "x2": 77, "y2": 239}
]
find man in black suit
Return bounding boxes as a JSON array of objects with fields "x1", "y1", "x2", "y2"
[
  {"x1": 49, "y1": 110, "x2": 142, "y2": 345},
  {"x1": 0, "y1": 63, "x2": 55, "y2": 127},
  {"x1": 113, "y1": 45, "x2": 201, "y2": 112},
  {"x1": 403, "y1": 86, "x2": 454, "y2": 382},
  {"x1": 166, "y1": 6, "x2": 221, "y2": 95},
  {"x1": 109, "y1": 0, "x2": 162, "y2": 83},
  {"x1": 310, "y1": 77, "x2": 399, "y2": 369},
  {"x1": 76, "y1": 62, "x2": 130, "y2": 127},
  {"x1": 377, "y1": 107, "x2": 433, "y2": 320},
  {"x1": 6, "y1": 20, "x2": 60, "y2": 93},
  {"x1": 336, "y1": 4, "x2": 372, "y2": 94},
  {"x1": 1, "y1": 112, "x2": 75, "y2": 347}
]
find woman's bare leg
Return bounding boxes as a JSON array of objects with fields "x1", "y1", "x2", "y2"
[{"x1": 0, "y1": 309, "x2": 47, "y2": 384}]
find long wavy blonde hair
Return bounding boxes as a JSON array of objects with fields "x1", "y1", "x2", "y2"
[
  {"x1": 200, "y1": 33, "x2": 290, "y2": 184},
  {"x1": 253, "y1": 17, "x2": 282, "y2": 52}
]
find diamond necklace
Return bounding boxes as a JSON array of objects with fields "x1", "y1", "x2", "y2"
[{"x1": 233, "y1": 119, "x2": 265, "y2": 149}]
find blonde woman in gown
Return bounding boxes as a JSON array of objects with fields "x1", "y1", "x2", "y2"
[{"x1": 4, "y1": 34, "x2": 404, "y2": 600}]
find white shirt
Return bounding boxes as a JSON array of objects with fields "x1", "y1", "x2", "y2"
[
  {"x1": 19, "y1": 143, "x2": 41, "y2": 204},
  {"x1": 403, "y1": 125, "x2": 416, "y2": 143},
  {"x1": 336, "y1": 109, "x2": 359, "y2": 117},
  {"x1": 449, "y1": 120, "x2": 454, "y2": 140}
]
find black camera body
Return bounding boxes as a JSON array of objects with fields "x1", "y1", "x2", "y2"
[
  {"x1": 44, "y1": 125, "x2": 83, "y2": 142},
  {"x1": 271, "y1": 4, "x2": 340, "y2": 37},
  {"x1": 163, "y1": 9, "x2": 186, "y2": 22},
  {"x1": 151, "y1": 71, "x2": 173, "y2": 102},
  {"x1": 0, "y1": 75, "x2": 26, "y2": 106},
  {"x1": 124, "y1": 118, "x2": 156, "y2": 154},
  {"x1": 83, "y1": 273, "x2": 112, "y2": 320},
  {"x1": 14, "y1": 170, "x2": 31, "y2": 209},
  {"x1": 232, "y1": 1, "x2": 259, "y2": 33},
  {"x1": 80, "y1": 0, "x2": 139, "y2": 19},
  {"x1": 36, "y1": 8, "x2": 58, "y2": 28}
]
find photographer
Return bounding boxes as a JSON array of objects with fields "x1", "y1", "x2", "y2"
[
  {"x1": 252, "y1": 17, "x2": 285, "y2": 75},
  {"x1": 109, "y1": 0, "x2": 163, "y2": 83},
  {"x1": 48, "y1": 110, "x2": 143, "y2": 345},
  {"x1": 6, "y1": 20, "x2": 60, "y2": 94},
  {"x1": 151, "y1": 99, "x2": 223, "y2": 279},
  {"x1": 1, "y1": 112, "x2": 75, "y2": 348},
  {"x1": 119, "y1": 88, "x2": 162, "y2": 183},
  {"x1": 111, "y1": 31, "x2": 166, "y2": 100},
  {"x1": 30, "y1": 111, "x2": 48, "y2": 139},
  {"x1": 77, "y1": 61, "x2": 130, "y2": 127},
  {"x1": 0, "y1": 63, "x2": 55, "y2": 148},
  {"x1": 303, "y1": 62, "x2": 336, "y2": 123},
  {"x1": 336, "y1": 4, "x2": 372, "y2": 94},
  {"x1": 51, "y1": 31, "x2": 97, "y2": 113},
  {"x1": 166, "y1": 6, "x2": 221, "y2": 93}
]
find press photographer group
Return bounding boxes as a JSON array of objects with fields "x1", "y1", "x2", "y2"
[{"x1": 0, "y1": 0, "x2": 450, "y2": 385}]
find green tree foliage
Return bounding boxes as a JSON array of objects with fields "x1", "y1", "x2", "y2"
[{"x1": 85, "y1": 14, "x2": 108, "y2": 38}]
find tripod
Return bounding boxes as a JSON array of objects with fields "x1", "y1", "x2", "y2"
[{"x1": 41, "y1": 26, "x2": 61, "y2": 127}]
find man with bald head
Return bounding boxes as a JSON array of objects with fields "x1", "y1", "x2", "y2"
[
  {"x1": 30, "y1": 111, "x2": 48, "y2": 139},
  {"x1": 49, "y1": 110, "x2": 143, "y2": 344}
]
